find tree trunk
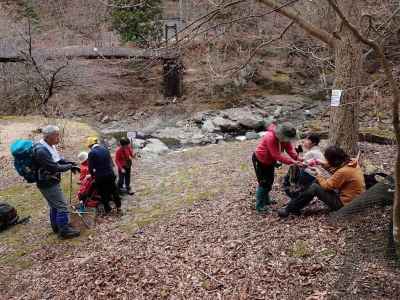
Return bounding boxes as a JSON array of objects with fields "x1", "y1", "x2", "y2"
[
  {"x1": 329, "y1": 1, "x2": 363, "y2": 155},
  {"x1": 393, "y1": 148, "x2": 400, "y2": 256}
]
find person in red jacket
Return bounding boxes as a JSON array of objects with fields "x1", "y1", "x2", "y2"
[
  {"x1": 77, "y1": 175, "x2": 101, "y2": 209},
  {"x1": 115, "y1": 138, "x2": 135, "y2": 195},
  {"x1": 252, "y1": 122, "x2": 302, "y2": 213},
  {"x1": 77, "y1": 151, "x2": 89, "y2": 183}
]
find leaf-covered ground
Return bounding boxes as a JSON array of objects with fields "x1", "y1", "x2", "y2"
[{"x1": 1, "y1": 139, "x2": 399, "y2": 299}]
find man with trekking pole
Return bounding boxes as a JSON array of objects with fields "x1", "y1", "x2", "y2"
[{"x1": 34, "y1": 125, "x2": 81, "y2": 239}]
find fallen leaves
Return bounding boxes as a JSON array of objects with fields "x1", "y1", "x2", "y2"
[{"x1": 1, "y1": 141, "x2": 400, "y2": 299}]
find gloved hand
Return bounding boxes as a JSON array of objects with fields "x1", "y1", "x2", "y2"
[
  {"x1": 71, "y1": 166, "x2": 81, "y2": 174},
  {"x1": 295, "y1": 145, "x2": 303, "y2": 154}
]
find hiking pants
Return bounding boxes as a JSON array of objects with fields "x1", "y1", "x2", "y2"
[
  {"x1": 252, "y1": 153, "x2": 275, "y2": 192},
  {"x1": 95, "y1": 175, "x2": 121, "y2": 211},
  {"x1": 287, "y1": 182, "x2": 343, "y2": 212},
  {"x1": 118, "y1": 166, "x2": 131, "y2": 190},
  {"x1": 39, "y1": 184, "x2": 69, "y2": 227}
]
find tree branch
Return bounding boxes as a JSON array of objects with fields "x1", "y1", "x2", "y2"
[{"x1": 257, "y1": 0, "x2": 337, "y2": 47}]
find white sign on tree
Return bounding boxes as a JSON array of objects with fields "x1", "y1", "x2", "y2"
[
  {"x1": 127, "y1": 131, "x2": 137, "y2": 140},
  {"x1": 331, "y1": 89, "x2": 343, "y2": 107}
]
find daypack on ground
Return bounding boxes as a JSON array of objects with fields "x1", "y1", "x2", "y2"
[
  {"x1": 364, "y1": 172, "x2": 391, "y2": 190},
  {"x1": 10, "y1": 139, "x2": 37, "y2": 183},
  {"x1": 0, "y1": 202, "x2": 18, "y2": 232},
  {"x1": 0, "y1": 202, "x2": 30, "y2": 232}
]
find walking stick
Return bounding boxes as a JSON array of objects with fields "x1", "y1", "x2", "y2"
[
  {"x1": 69, "y1": 170, "x2": 91, "y2": 228},
  {"x1": 69, "y1": 170, "x2": 73, "y2": 205}
]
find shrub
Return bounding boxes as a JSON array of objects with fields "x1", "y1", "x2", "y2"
[{"x1": 111, "y1": 0, "x2": 163, "y2": 46}]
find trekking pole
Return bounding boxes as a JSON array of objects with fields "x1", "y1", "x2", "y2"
[{"x1": 69, "y1": 170, "x2": 73, "y2": 205}]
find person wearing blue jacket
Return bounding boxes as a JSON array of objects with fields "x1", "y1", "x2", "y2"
[
  {"x1": 34, "y1": 125, "x2": 81, "y2": 239},
  {"x1": 87, "y1": 137, "x2": 121, "y2": 214}
]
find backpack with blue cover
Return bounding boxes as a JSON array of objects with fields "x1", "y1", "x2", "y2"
[{"x1": 10, "y1": 140, "x2": 38, "y2": 183}]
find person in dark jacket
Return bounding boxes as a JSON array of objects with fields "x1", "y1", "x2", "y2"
[
  {"x1": 87, "y1": 137, "x2": 121, "y2": 214},
  {"x1": 34, "y1": 125, "x2": 81, "y2": 239}
]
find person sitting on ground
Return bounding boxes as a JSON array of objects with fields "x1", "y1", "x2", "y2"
[
  {"x1": 301, "y1": 133, "x2": 324, "y2": 165},
  {"x1": 252, "y1": 122, "x2": 303, "y2": 213},
  {"x1": 283, "y1": 133, "x2": 324, "y2": 199},
  {"x1": 77, "y1": 174, "x2": 101, "y2": 209},
  {"x1": 115, "y1": 138, "x2": 135, "y2": 195},
  {"x1": 87, "y1": 137, "x2": 121, "y2": 214},
  {"x1": 34, "y1": 125, "x2": 81, "y2": 239},
  {"x1": 77, "y1": 151, "x2": 89, "y2": 183},
  {"x1": 278, "y1": 145, "x2": 365, "y2": 218}
]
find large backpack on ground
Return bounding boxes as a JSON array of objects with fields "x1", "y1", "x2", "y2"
[
  {"x1": 364, "y1": 172, "x2": 391, "y2": 190},
  {"x1": 0, "y1": 202, "x2": 30, "y2": 232},
  {"x1": 10, "y1": 140, "x2": 38, "y2": 183},
  {"x1": 0, "y1": 202, "x2": 18, "y2": 232},
  {"x1": 283, "y1": 165, "x2": 316, "y2": 199}
]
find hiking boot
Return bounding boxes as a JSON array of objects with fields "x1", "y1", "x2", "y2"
[
  {"x1": 265, "y1": 194, "x2": 277, "y2": 205},
  {"x1": 255, "y1": 187, "x2": 266, "y2": 208},
  {"x1": 277, "y1": 206, "x2": 301, "y2": 218},
  {"x1": 58, "y1": 225, "x2": 80, "y2": 239},
  {"x1": 51, "y1": 223, "x2": 58, "y2": 234},
  {"x1": 256, "y1": 206, "x2": 270, "y2": 214},
  {"x1": 277, "y1": 207, "x2": 290, "y2": 218},
  {"x1": 126, "y1": 187, "x2": 135, "y2": 195}
]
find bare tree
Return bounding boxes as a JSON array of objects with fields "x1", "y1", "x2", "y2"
[
  {"x1": 17, "y1": 19, "x2": 74, "y2": 115},
  {"x1": 255, "y1": 0, "x2": 362, "y2": 155},
  {"x1": 324, "y1": 0, "x2": 400, "y2": 257}
]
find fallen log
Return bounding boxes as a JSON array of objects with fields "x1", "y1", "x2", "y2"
[{"x1": 332, "y1": 182, "x2": 394, "y2": 219}]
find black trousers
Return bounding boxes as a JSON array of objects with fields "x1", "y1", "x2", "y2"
[
  {"x1": 95, "y1": 175, "x2": 121, "y2": 211},
  {"x1": 118, "y1": 166, "x2": 131, "y2": 189},
  {"x1": 287, "y1": 182, "x2": 343, "y2": 212},
  {"x1": 252, "y1": 153, "x2": 275, "y2": 192}
]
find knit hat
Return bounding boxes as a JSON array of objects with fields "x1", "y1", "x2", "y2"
[
  {"x1": 275, "y1": 122, "x2": 297, "y2": 142},
  {"x1": 42, "y1": 125, "x2": 60, "y2": 138},
  {"x1": 86, "y1": 136, "x2": 98, "y2": 148},
  {"x1": 77, "y1": 151, "x2": 88, "y2": 163}
]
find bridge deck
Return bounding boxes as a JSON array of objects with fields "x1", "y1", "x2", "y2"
[{"x1": 0, "y1": 46, "x2": 179, "y2": 62}]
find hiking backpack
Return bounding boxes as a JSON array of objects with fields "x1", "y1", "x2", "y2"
[
  {"x1": 0, "y1": 202, "x2": 18, "y2": 232},
  {"x1": 283, "y1": 165, "x2": 303, "y2": 199},
  {"x1": 364, "y1": 172, "x2": 393, "y2": 190},
  {"x1": 10, "y1": 139, "x2": 38, "y2": 183}
]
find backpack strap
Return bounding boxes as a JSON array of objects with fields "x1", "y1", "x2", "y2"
[{"x1": 15, "y1": 216, "x2": 31, "y2": 225}]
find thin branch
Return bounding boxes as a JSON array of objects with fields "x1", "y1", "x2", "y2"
[
  {"x1": 96, "y1": 0, "x2": 147, "y2": 9},
  {"x1": 288, "y1": 45, "x2": 335, "y2": 69},
  {"x1": 258, "y1": 0, "x2": 337, "y2": 47},
  {"x1": 179, "y1": 0, "x2": 300, "y2": 44},
  {"x1": 46, "y1": 63, "x2": 68, "y2": 104},
  {"x1": 226, "y1": 19, "x2": 296, "y2": 73}
]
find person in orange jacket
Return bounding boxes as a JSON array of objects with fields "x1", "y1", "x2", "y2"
[{"x1": 278, "y1": 145, "x2": 365, "y2": 218}]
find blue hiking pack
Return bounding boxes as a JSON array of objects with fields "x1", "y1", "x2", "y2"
[{"x1": 10, "y1": 140, "x2": 38, "y2": 183}]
